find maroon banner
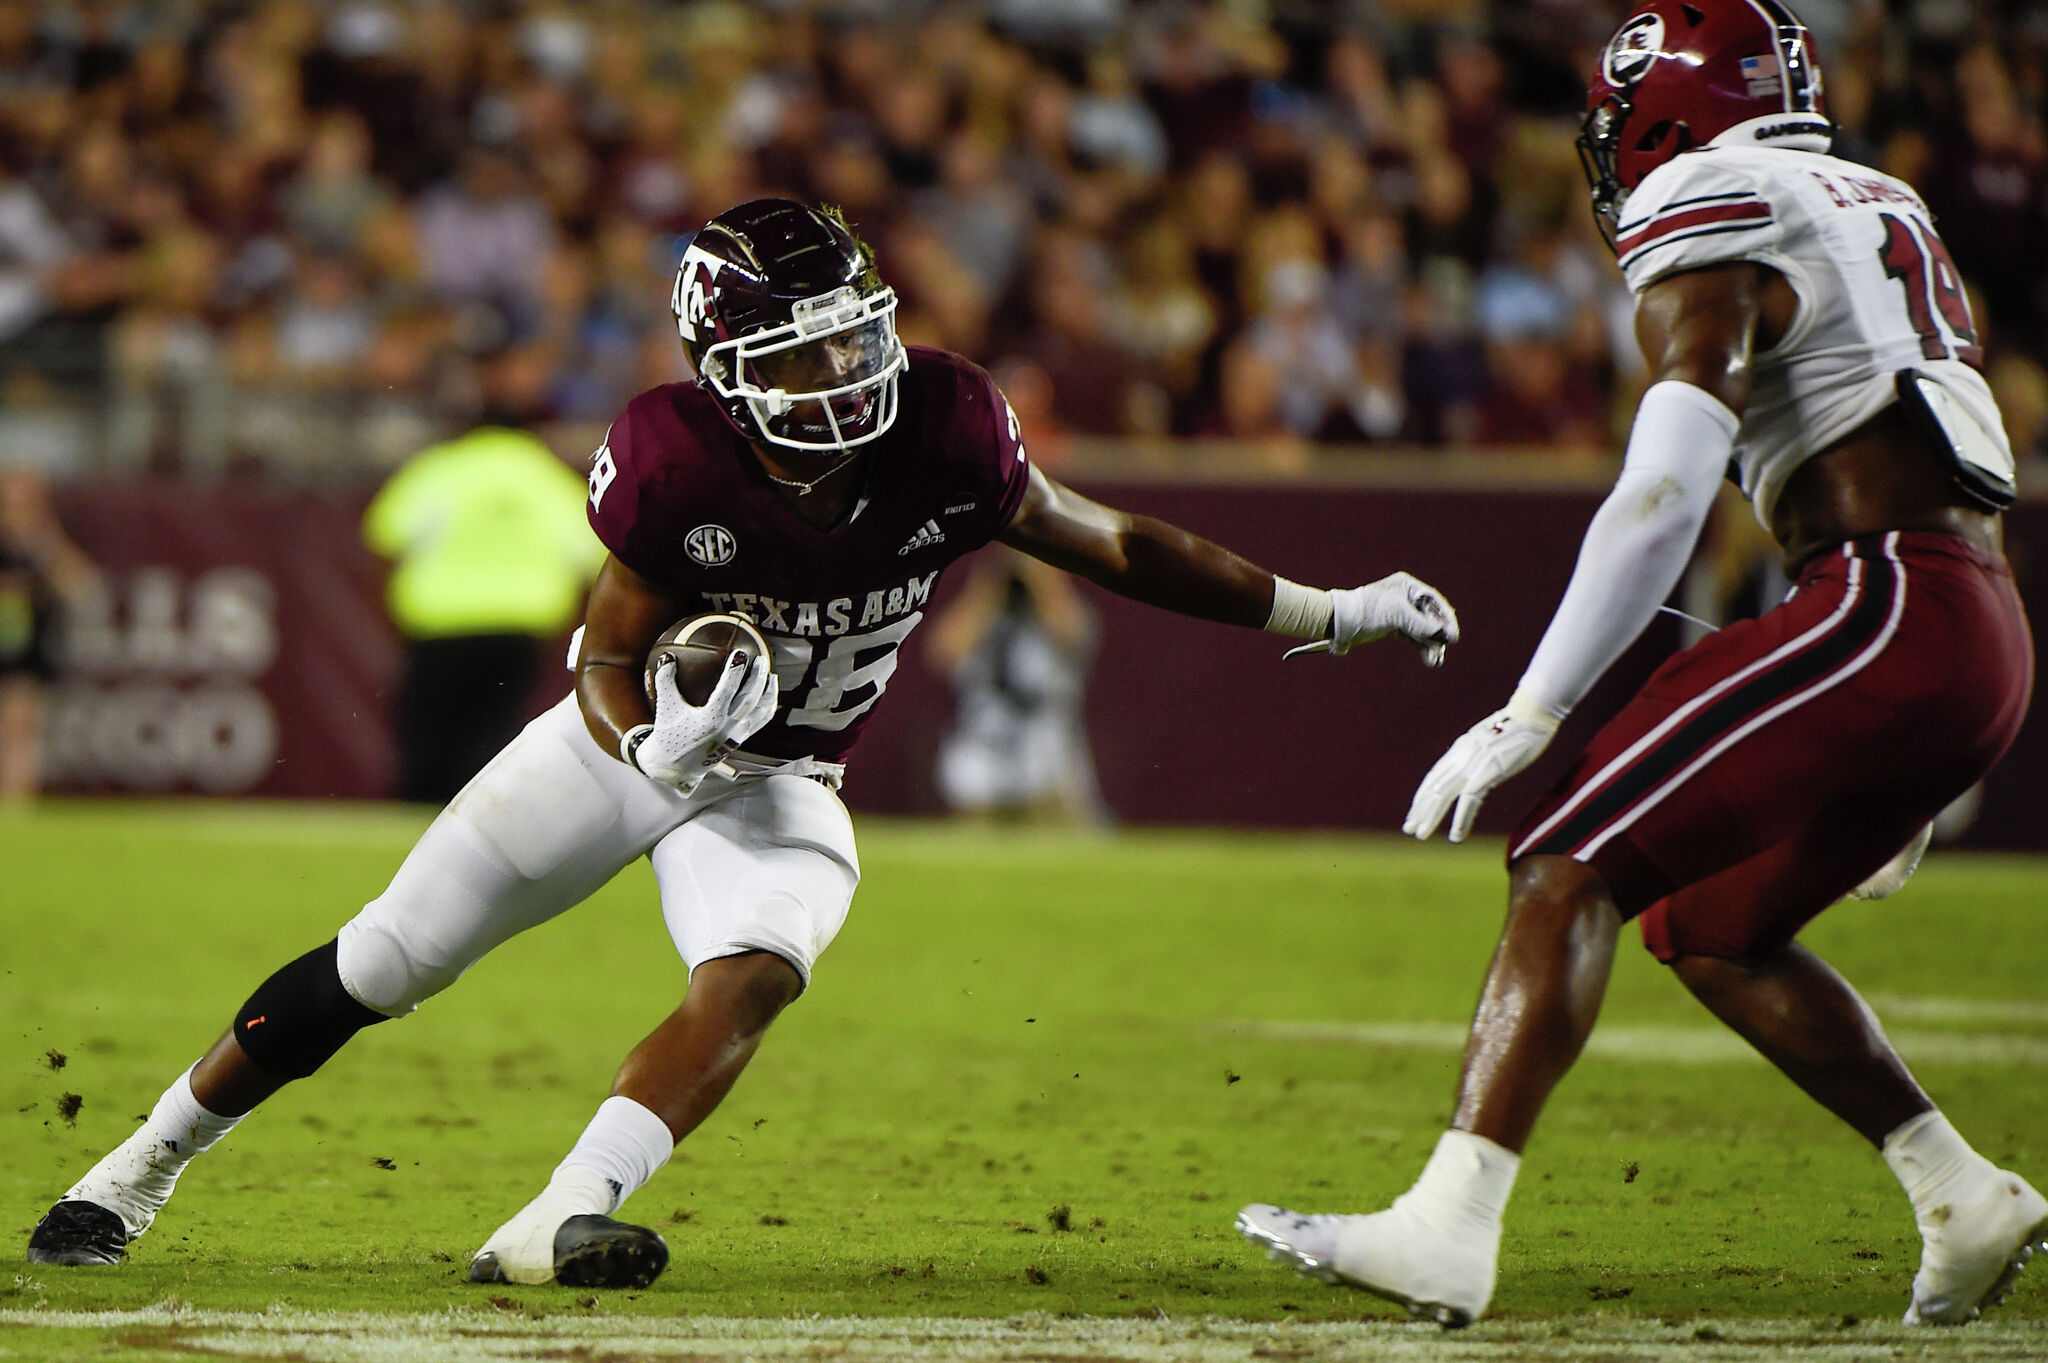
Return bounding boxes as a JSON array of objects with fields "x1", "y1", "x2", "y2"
[
  {"x1": 46, "y1": 479, "x2": 416, "y2": 798},
  {"x1": 43, "y1": 476, "x2": 2048, "y2": 851}
]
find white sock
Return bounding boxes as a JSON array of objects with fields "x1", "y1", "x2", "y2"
[
  {"x1": 552, "y1": 1096, "x2": 675, "y2": 1215},
  {"x1": 64, "y1": 1065, "x2": 244, "y2": 1237},
  {"x1": 1399, "y1": 1129, "x2": 1521, "y2": 1230},
  {"x1": 1884, "y1": 1110, "x2": 1993, "y2": 1226}
]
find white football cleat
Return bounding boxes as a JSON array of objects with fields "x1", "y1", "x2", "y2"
[
  {"x1": 467, "y1": 1176, "x2": 668, "y2": 1289},
  {"x1": 1903, "y1": 1168, "x2": 2048, "y2": 1325},
  {"x1": 1236, "y1": 1198, "x2": 1497, "y2": 1328}
]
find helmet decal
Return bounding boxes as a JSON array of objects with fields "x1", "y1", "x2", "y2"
[
  {"x1": 1738, "y1": 49, "x2": 1782, "y2": 101},
  {"x1": 672, "y1": 244, "x2": 726, "y2": 346},
  {"x1": 1577, "y1": 0, "x2": 1831, "y2": 249},
  {"x1": 1603, "y1": 13, "x2": 1665, "y2": 88}
]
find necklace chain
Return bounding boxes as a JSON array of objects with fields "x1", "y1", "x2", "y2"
[{"x1": 762, "y1": 447, "x2": 860, "y2": 496}]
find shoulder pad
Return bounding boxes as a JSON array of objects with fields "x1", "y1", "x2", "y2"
[{"x1": 1616, "y1": 153, "x2": 1780, "y2": 290}]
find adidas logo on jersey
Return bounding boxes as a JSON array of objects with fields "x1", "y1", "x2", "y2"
[{"x1": 897, "y1": 519, "x2": 946, "y2": 556}]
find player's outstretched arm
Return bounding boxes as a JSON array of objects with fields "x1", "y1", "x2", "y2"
[
  {"x1": 1405, "y1": 263, "x2": 1775, "y2": 842},
  {"x1": 997, "y1": 463, "x2": 1458, "y2": 663}
]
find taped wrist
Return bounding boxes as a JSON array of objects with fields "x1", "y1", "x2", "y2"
[
  {"x1": 619, "y1": 723, "x2": 655, "y2": 771},
  {"x1": 1265, "y1": 577, "x2": 1335, "y2": 639},
  {"x1": 232, "y1": 939, "x2": 390, "y2": 1080},
  {"x1": 1503, "y1": 687, "x2": 1566, "y2": 734}
]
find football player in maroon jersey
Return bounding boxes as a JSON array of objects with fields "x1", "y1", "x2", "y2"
[
  {"x1": 29, "y1": 199, "x2": 1458, "y2": 1289},
  {"x1": 1240, "y1": 0, "x2": 2041, "y2": 1329}
]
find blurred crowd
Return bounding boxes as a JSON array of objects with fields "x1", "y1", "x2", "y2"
[{"x1": 0, "y1": 0, "x2": 2045, "y2": 479}]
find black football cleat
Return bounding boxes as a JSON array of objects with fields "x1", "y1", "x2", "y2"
[
  {"x1": 26, "y1": 1200, "x2": 129, "y2": 1266},
  {"x1": 467, "y1": 1214, "x2": 668, "y2": 1289}
]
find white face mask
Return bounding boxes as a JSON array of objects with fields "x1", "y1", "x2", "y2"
[{"x1": 698, "y1": 286, "x2": 908, "y2": 452}]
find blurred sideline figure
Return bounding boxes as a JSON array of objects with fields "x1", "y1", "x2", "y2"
[
  {"x1": 363, "y1": 348, "x2": 604, "y2": 802},
  {"x1": 29, "y1": 200, "x2": 1458, "y2": 1290},
  {"x1": 928, "y1": 546, "x2": 1107, "y2": 826},
  {"x1": 1242, "y1": 0, "x2": 2043, "y2": 1330},
  {"x1": 0, "y1": 468, "x2": 98, "y2": 800}
]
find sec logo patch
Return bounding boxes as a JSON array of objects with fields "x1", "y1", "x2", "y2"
[{"x1": 685, "y1": 524, "x2": 737, "y2": 567}]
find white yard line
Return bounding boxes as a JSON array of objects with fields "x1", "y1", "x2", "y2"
[
  {"x1": 1864, "y1": 995, "x2": 2048, "y2": 1025},
  {"x1": 3, "y1": 1308, "x2": 2045, "y2": 1363},
  {"x1": 1228, "y1": 1014, "x2": 2048, "y2": 1067}
]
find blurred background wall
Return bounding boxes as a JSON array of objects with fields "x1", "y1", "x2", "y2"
[
  {"x1": 37, "y1": 463, "x2": 2048, "y2": 851},
  {"x1": 2, "y1": 0, "x2": 2044, "y2": 841}
]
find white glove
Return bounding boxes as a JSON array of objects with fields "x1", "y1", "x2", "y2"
[
  {"x1": 1847, "y1": 823, "x2": 1932, "y2": 901},
  {"x1": 1285, "y1": 573, "x2": 1460, "y2": 666},
  {"x1": 1404, "y1": 691, "x2": 1563, "y2": 843},
  {"x1": 623, "y1": 650, "x2": 779, "y2": 794}
]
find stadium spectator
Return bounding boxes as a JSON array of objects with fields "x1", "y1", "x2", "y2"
[
  {"x1": 1069, "y1": 49, "x2": 1169, "y2": 187},
  {"x1": 0, "y1": 0, "x2": 2034, "y2": 471},
  {"x1": 106, "y1": 198, "x2": 230, "y2": 473},
  {"x1": 1102, "y1": 211, "x2": 1217, "y2": 428},
  {"x1": 276, "y1": 250, "x2": 376, "y2": 385},
  {"x1": 913, "y1": 123, "x2": 1031, "y2": 306},
  {"x1": 1472, "y1": 238, "x2": 1607, "y2": 450},
  {"x1": 1920, "y1": 44, "x2": 2045, "y2": 361},
  {"x1": 1241, "y1": 258, "x2": 1360, "y2": 440},
  {"x1": 0, "y1": 161, "x2": 70, "y2": 351},
  {"x1": 1008, "y1": 223, "x2": 1142, "y2": 435},
  {"x1": 415, "y1": 147, "x2": 557, "y2": 332},
  {"x1": 0, "y1": 466, "x2": 99, "y2": 800},
  {"x1": 281, "y1": 110, "x2": 392, "y2": 256}
]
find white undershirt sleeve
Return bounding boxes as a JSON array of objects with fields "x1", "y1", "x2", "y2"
[{"x1": 1515, "y1": 380, "x2": 1739, "y2": 716}]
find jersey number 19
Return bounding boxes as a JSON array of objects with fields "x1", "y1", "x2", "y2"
[{"x1": 1878, "y1": 213, "x2": 1982, "y2": 369}]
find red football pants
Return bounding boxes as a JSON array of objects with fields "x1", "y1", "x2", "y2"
[{"x1": 1509, "y1": 531, "x2": 2032, "y2": 963}]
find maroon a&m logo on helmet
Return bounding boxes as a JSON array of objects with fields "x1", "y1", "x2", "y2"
[{"x1": 671, "y1": 246, "x2": 726, "y2": 348}]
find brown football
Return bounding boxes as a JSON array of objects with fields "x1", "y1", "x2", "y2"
[{"x1": 644, "y1": 613, "x2": 770, "y2": 706}]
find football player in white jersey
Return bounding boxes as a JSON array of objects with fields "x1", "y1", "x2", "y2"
[{"x1": 1240, "y1": 0, "x2": 2044, "y2": 1328}]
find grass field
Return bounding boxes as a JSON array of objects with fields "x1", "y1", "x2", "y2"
[{"x1": 4, "y1": 801, "x2": 2046, "y2": 1361}]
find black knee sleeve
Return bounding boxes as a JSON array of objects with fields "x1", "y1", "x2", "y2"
[{"x1": 233, "y1": 939, "x2": 390, "y2": 1080}]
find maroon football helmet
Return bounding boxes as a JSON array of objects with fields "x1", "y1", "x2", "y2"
[
  {"x1": 1578, "y1": 0, "x2": 1831, "y2": 245},
  {"x1": 670, "y1": 199, "x2": 906, "y2": 452}
]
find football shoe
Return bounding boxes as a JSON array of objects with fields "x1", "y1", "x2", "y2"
[
  {"x1": 1904, "y1": 1169, "x2": 2048, "y2": 1325},
  {"x1": 1236, "y1": 1201, "x2": 1496, "y2": 1328},
  {"x1": 26, "y1": 1200, "x2": 130, "y2": 1266},
  {"x1": 468, "y1": 1212, "x2": 668, "y2": 1289}
]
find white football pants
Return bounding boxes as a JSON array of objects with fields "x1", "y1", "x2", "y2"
[{"x1": 334, "y1": 694, "x2": 859, "y2": 1017}]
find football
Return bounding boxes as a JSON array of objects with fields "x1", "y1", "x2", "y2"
[{"x1": 644, "y1": 613, "x2": 771, "y2": 706}]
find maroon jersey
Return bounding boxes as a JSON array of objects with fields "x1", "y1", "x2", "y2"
[{"x1": 586, "y1": 346, "x2": 1031, "y2": 765}]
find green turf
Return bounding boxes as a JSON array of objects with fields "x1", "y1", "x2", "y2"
[{"x1": 4, "y1": 801, "x2": 2045, "y2": 1344}]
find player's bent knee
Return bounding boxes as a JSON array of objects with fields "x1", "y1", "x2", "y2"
[
  {"x1": 692, "y1": 948, "x2": 806, "y2": 1022},
  {"x1": 1507, "y1": 854, "x2": 1613, "y2": 916},
  {"x1": 233, "y1": 939, "x2": 391, "y2": 1080},
  {"x1": 333, "y1": 913, "x2": 466, "y2": 1015}
]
